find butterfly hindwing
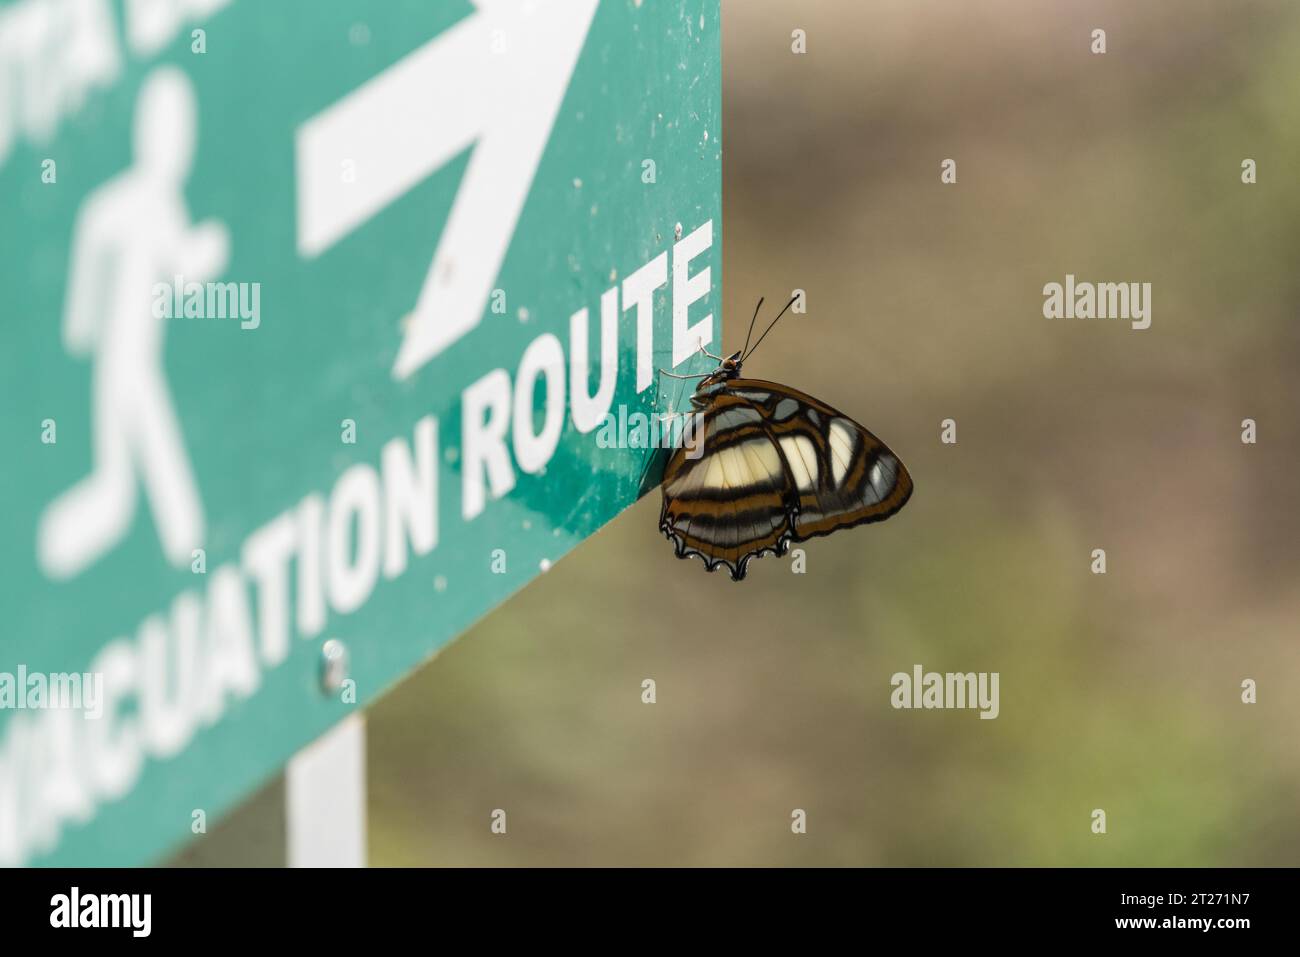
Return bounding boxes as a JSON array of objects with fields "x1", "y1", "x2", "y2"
[
  {"x1": 659, "y1": 392, "x2": 796, "y2": 580},
  {"x1": 659, "y1": 379, "x2": 912, "y2": 580}
]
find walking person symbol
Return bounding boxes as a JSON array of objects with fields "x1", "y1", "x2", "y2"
[{"x1": 38, "y1": 66, "x2": 228, "y2": 580}]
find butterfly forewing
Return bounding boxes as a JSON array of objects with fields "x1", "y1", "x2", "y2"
[
  {"x1": 659, "y1": 378, "x2": 912, "y2": 580},
  {"x1": 737, "y1": 380, "x2": 914, "y2": 540}
]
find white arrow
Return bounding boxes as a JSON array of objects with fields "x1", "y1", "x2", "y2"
[{"x1": 295, "y1": 0, "x2": 600, "y2": 379}]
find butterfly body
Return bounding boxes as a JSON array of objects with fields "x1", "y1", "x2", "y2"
[{"x1": 659, "y1": 351, "x2": 912, "y2": 581}]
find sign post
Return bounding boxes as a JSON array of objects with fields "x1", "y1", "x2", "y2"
[
  {"x1": 0, "y1": 0, "x2": 720, "y2": 866},
  {"x1": 286, "y1": 715, "x2": 366, "y2": 868}
]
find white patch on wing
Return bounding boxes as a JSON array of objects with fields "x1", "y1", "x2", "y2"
[
  {"x1": 697, "y1": 439, "x2": 784, "y2": 490},
  {"x1": 717, "y1": 443, "x2": 747, "y2": 491},
  {"x1": 779, "y1": 435, "x2": 819, "y2": 491},
  {"x1": 743, "y1": 438, "x2": 783, "y2": 482},
  {"x1": 701, "y1": 451, "x2": 726, "y2": 489},
  {"x1": 828, "y1": 418, "x2": 857, "y2": 487},
  {"x1": 865, "y1": 459, "x2": 884, "y2": 503},
  {"x1": 867, "y1": 453, "x2": 897, "y2": 503}
]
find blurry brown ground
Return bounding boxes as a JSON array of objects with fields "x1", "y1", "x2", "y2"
[{"x1": 231, "y1": 0, "x2": 1300, "y2": 866}]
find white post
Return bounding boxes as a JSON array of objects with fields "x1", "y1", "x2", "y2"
[{"x1": 285, "y1": 714, "x2": 367, "y2": 867}]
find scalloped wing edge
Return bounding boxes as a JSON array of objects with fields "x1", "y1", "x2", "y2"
[{"x1": 659, "y1": 519, "x2": 795, "y2": 582}]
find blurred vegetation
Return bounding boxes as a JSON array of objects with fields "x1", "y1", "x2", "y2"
[{"x1": 203, "y1": 0, "x2": 1300, "y2": 866}]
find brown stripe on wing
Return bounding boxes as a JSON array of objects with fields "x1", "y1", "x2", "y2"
[
  {"x1": 720, "y1": 378, "x2": 843, "y2": 417},
  {"x1": 661, "y1": 497, "x2": 794, "y2": 579}
]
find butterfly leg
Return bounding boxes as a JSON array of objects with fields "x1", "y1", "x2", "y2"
[{"x1": 696, "y1": 340, "x2": 723, "y2": 362}]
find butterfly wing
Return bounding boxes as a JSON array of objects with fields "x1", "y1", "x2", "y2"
[
  {"x1": 659, "y1": 379, "x2": 912, "y2": 580},
  {"x1": 658, "y1": 392, "x2": 797, "y2": 580},
  {"x1": 723, "y1": 379, "x2": 913, "y2": 541}
]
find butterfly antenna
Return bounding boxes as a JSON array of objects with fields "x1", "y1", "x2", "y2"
[
  {"x1": 742, "y1": 293, "x2": 798, "y2": 361},
  {"x1": 741, "y1": 297, "x2": 765, "y2": 359}
]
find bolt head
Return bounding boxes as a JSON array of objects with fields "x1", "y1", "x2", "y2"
[{"x1": 320, "y1": 639, "x2": 349, "y2": 694}]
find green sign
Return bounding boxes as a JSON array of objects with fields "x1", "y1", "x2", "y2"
[{"x1": 0, "y1": 0, "x2": 720, "y2": 865}]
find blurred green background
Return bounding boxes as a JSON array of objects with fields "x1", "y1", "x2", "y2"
[{"x1": 184, "y1": 0, "x2": 1300, "y2": 866}]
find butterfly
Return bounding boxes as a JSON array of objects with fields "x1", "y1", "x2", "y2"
[{"x1": 658, "y1": 296, "x2": 913, "y2": 581}]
